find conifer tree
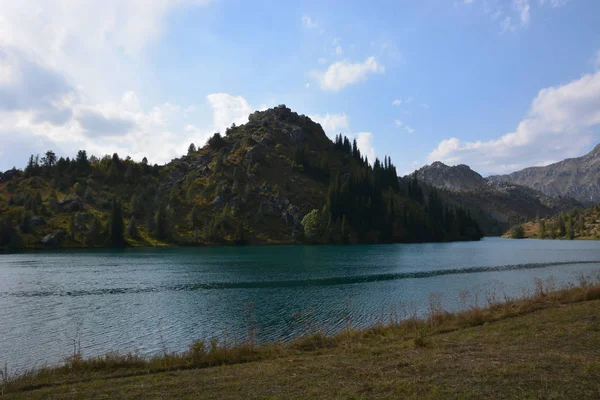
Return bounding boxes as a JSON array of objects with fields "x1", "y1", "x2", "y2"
[{"x1": 109, "y1": 198, "x2": 126, "y2": 247}]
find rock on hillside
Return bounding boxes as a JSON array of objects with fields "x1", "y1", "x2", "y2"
[{"x1": 488, "y1": 144, "x2": 600, "y2": 205}]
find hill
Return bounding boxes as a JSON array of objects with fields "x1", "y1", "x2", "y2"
[
  {"x1": 489, "y1": 144, "x2": 600, "y2": 205},
  {"x1": 0, "y1": 105, "x2": 482, "y2": 250},
  {"x1": 505, "y1": 203, "x2": 600, "y2": 240},
  {"x1": 406, "y1": 162, "x2": 583, "y2": 236}
]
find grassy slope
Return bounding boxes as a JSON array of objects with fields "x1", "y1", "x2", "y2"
[{"x1": 4, "y1": 283, "x2": 600, "y2": 399}]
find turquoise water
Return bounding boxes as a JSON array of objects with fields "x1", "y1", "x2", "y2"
[{"x1": 1, "y1": 238, "x2": 600, "y2": 369}]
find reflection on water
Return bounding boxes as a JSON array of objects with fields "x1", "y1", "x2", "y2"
[{"x1": 1, "y1": 237, "x2": 599, "y2": 369}]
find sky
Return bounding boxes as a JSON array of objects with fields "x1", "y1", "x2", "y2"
[{"x1": 0, "y1": 0, "x2": 599, "y2": 176}]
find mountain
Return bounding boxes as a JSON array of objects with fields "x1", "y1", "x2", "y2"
[
  {"x1": 0, "y1": 105, "x2": 482, "y2": 250},
  {"x1": 414, "y1": 162, "x2": 487, "y2": 191},
  {"x1": 407, "y1": 161, "x2": 583, "y2": 236},
  {"x1": 488, "y1": 144, "x2": 600, "y2": 205}
]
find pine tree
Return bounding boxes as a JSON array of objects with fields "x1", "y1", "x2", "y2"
[
  {"x1": 126, "y1": 216, "x2": 139, "y2": 239},
  {"x1": 540, "y1": 219, "x2": 546, "y2": 239},
  {"x1": 109, "y1": 198, "x2": 125, "y2": 247}
]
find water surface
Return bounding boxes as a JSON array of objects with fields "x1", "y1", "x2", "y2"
[{"x1": 1, "y1": 238, "x2": 599, "y2": 369}]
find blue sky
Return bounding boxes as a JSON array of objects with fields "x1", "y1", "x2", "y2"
[{"x1": 0, "y1": 0, "x2": 599, "y2": 175}]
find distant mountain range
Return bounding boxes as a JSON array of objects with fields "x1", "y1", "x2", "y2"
[
  {"x1": 488, "y1": 144, "x2": 600, "y2": 205},
  {"x1": 408, "y1": 160, "x2": 585, "y2": 235}
]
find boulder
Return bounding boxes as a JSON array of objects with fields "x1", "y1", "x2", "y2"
[
  {"x1": 212, "y1": 196, "x2": 225, "y2": 207},
  {"x1": 59, "y1": 196, "x2": 83, "y2": 212},
  {"x1": 41, "y1": 230, "x2": 67, "y2": 246},
  {"x1": 30, "y1": 216, "x2": 46, "y2": 226}
]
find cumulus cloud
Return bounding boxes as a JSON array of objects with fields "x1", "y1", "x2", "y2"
[
  {"x1": 394, "y1": 119, "x2": 403, "y2": 127},
  {"x1": 309, "y1": 112, "x2": 376, "y2": 163},
  {"x1": 0, "y1": 48, "x2": 75, "y2": 124},
  {"x1": 356, "y1": 132, "x2": 375, "y2": 163},
  {"x1": 427, "y1": 71, "x2": 600, "y2": 174},
  {"x1": 76, "y1": 109, "x2": 135, "y2": 137},
  {"x1": 0, "y1": 0, "x2": 213, "y2": 101},
  {"x1": 206, "y1": 93, "x2": 253, "y2": 134},
  {"x1": 0, "y1": 0, "x2": 220, "y2": 169},
  {"x1": 309, "y1": 113, "x2": 349, "y2": 138},
  {"x1": 311, "y1": 57, "x2": 384, "y2": 91}
]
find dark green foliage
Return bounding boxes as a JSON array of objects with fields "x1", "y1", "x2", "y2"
[
  {"x1": 510, "y1": 224, "x2": 525, "y2": 239},
  {"x1": 1, "y1": 106, "x2": 485, "y2": 249},
  {"x1": 153, "y1": 205, "x2": 169, "y2": 241},
  {"x1": 127, "y1": 216, "x2": 139, "y2": 239},
  {"x1": 108, "y1": 198, "x2": 125, "y2": 247},
  {"x1": 207, "y1": 133, "x2": 226, "y2": 150}
]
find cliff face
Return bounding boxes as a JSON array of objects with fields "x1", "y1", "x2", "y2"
[{"x1": 488, "y1": 144, "x2": 600, "y2": 205}]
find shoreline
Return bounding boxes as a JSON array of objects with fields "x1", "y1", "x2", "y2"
[{"x1": 3, "y1": 276, "x2": 600, "y2": 397}]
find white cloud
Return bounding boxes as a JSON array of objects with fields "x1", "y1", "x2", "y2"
[
  {"x1": 0, "y1": 0, "x2": 212, "y2": 101},
  {"x1": 309, "y1": 112, "x2": 376, "y2": 163},
  {"x1": 394, "y1": 119, "x2": 403, "y2": 127},
  {"x1": 206, "y1": 93, "x2": 253, "y2": 134},
  {"x1": 404, "y1": 126, "x2": 415, "y2": 134},
  {"x1": 305, "y1": 82, "x2": 311, "y2": 88},
  {"x1": 311, "y1": 57, "x2": 384, "y2": 91},
  {"x1": 356, "y1": 132, "x2": 375, "y2": 163},
  {"x1": 392, "y1": 96, "x2": 413, "y2": 106},
  {"x1": 301, "y1": 15, "x2": 318, "y2": 29},
  {"x1": 539, "y1": 0, "x2": 569, "y2": 6},
  {"x1": 335, "y1": 46, "x2": 343, "y2": 55},
  {"x1": 0, "y1": 0, "x2": 220, "y2": 169},
  {"x1": 427, "y1": 71, "x2": 600, "y2": 174},
  {"x1": 463, "y1": 0, "x2": 568, "y2": 33},
  {"x1": 513, "y1": 0, "x2": 530, "y2": 25},
  {"x1": 308, "y1": 113, "x2": 349, "y2": 138}
]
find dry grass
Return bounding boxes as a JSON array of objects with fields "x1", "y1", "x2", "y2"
[{"x1": 3, "y1": 278, "x2": 600, "y2": 399}]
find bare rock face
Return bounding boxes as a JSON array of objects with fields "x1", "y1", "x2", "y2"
[{"x1": 413, "y1": 161, "x2": 487, "y2": 192}]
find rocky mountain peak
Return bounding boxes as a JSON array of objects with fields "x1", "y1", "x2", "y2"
[
  {"x1": 413, "y1": 161, "x2": 487, "y2": 192},
  {"x1": 242, "y1": 105, "x2": 329, "y2": 149},
  {"x1": 489, "y1": 143, "x2": 600, "y2": 204}
]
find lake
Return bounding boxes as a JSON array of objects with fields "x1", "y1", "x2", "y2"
[{"x1": 1, "y1": 237, "x2": 600, "y2": 370}]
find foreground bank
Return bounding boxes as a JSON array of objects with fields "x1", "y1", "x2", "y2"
[{"x1": 3, "y1": 279, "x2": 600, "y2": 399}]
